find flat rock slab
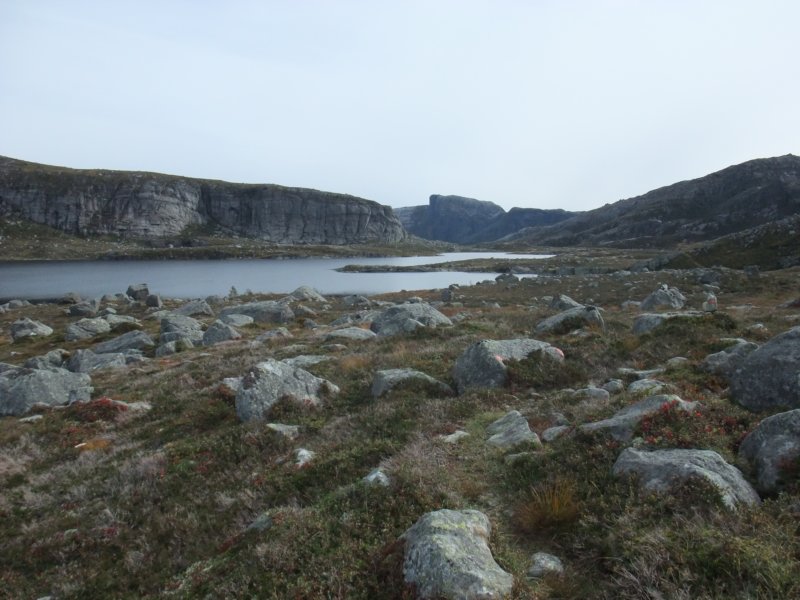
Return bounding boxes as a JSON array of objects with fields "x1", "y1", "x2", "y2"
[
  {"x1": 486, "y1": 410, "x2": 541, "y2": 449},
  {"x1": 401, "y1": 509, "x2": 513, "y2": 600},
  {"x1": 67, "y1": 349, "x2": 127, "y2": 373},
  {"x1": 371, "y1": 368, "x2": 453, "y2": 398},
  {"x1": 219, "y1": 301, "x2": 294, "y2": 324},
  {"x1": 0, "y1": 368, "x2": 93, "y2": 416},
  {"x1": 580, "y1": 394, "x2": 698, "y2": 442},
  {"x1": 453, "y1": 338, "x2": 563, "y2": 394},
  {"x1": 281, "y1": 355, "x2": 332, "y2": 369},
  {"x1": 94, "y1": 330, "x2": 155, "y2": 354},
  {"x1": 10, "y1": 318, "x2": 53, "y2": 342},
  {"x1": 535, "y1": 305, "x2": 605, "y2": 334},
  {"x1": 325, "y1": 327, "x2": 377, "y2": 342},
  {"x1": 729, "y1": 326, "x2": 800, "y2": 411},
  {"x1": 738, "y1": 408, "x2": 800, "y2": 493},
  {"x1": 235, "y1": 359, "x2": 339, "y2": 422},
  {"x1": 612, "y1": 447, "x2": 760, "y2": 510},
  {"x1": 632, "y1": 312, "x2": 705, "y2": 336}
]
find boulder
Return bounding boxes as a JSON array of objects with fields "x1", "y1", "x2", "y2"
[
  {"x1": 632, "y1": 311, "x2": 705, "y2": 335},
  {"x1": 68, "y1": 299, "x2": 100, "y2": 317},
  {"x1": 362, "y1": 467, "x2": 390, "y2": 487},
  {"x1": 295, "y1": 448, "x2": 316, "y2": 468},
  {"x1": 254, "y1": 328, "x2": 293, "y2": 343},
  {"x1": 572, "y1": 386, "x2": 610, "y2": 404},
  {"x1": 343, "y1": 294, "x2": 371, "y2": 307},
  {"x1": 627, "y1": 379, "x2": 665, "y2": 395},
  {"x1": 535, "y1": 306, "x2": 605, "y2": 334},
  {"x1": 103, "y1": 314, "x2": 141, "y2": 329},
  {"x1": 550, "y1": 294, "x2": 583, "y2": 310},
  {"x1": 155, "y1": 340, "x2": 193, "y2": 357},
  {"x1": 175, "y1": 299, "x2": 215, "y2": 317},
  {"x1": 67, "y1": 349, "x2": 127, "y2": 373},
  {"x1": 370, "y1": 303, "x2": 451, "y2": 337},
  {"x1": 25, "y1": 349, "x2": 69, "y2": 371},
  {"x1": 10, "y1": 318, "x2": 53, "y2": 342},
  {"x1": 738, "y1": 409, "x2": 800, "y2": 493},
  {"x1": 580, "y1": 395, "x2": 698, "y2": 442},
  {"x1": 729, "y1": 327, "x2": 800, "y2": 411},
  {"x1": 0, "y1": 368, "x2": 92, "y2": 416},
  {"x1": 370, "y1": 369, "x2": 453, "y2": 398},
  {"x1": 541, "y1": 425, "x2": 570, "y2": 443},
  {"x1": 93, "y1": 330, "x2": 155, "y2": 354},
  {"x1": 65, "y1": 317, "x2": 112, "y2": 341},
  {"x1": 486, "y1": 410, "x2": 541, "y2": 449},
  {"x1": 290, "y1": 286, "x2": 327, "y2": 303},
  {"x1": 324, "y1": 327, "x2": 377, "y2": 342},
  {"x1": 219, "y1": 301, "x2": 294, "y2": 323},
  {"x1": 219, "y1": 313, "x2": 254, "y2": 327},
  {"x1": 126, "y1": 283, "x2": 149, "y2": 301},
  {"x1": 453, "y1": 338, "x2": 563, "y2": 394},
  {"x1": 702, "y1": 339, "x2": 758, "y2": 377},
  {"x1": 202, "y1": 320, "x2": 242, "y2": 346},
  {"x1": 612, "y1": 447, "x2": 760, "y2": 510},
  {"x1": 401, "y1": 509, "x2": 513, "y2": 600},
  {"x1": 160, "y1": 313, "x2": 204, "y2": 345},
  {"x1": 640, "y1": 284, "x2": 686, "y2": 311},
  {"x1": 266, "y1": 423, "x2": 300, "y2": 440},
  {"x1": 527, "y1": 552, "x2": 564, "y2": 579},
  {"x1": 145, "y1": 294, "x2": 163, "y2": 308},
  {"x1": 235, "y1": 359, "x2": 340, "y2": 421},
  {"x1": 602, "y1": 379, "x2": 625, "y2": 395},
  {"x1": 281, "y1": 355, "x2": 331, "y2": 369},
  {"x1": 61, "y1": 291, "x2": 82, "y2": 304}
]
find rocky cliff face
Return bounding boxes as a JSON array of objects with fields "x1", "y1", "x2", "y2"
[
  {"x1": 506, "y1": 155, "x2": 800, "y2": 248},
  {"x1": 395, "y1": 194, "x2": 574, "y2": 244},
  {"x1": 0, "y1": 156, "x2": 406, "y2": 244}
]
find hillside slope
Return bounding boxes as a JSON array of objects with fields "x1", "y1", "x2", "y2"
[{"x1": 0, "y1": 156, "x2": 406, "y2": 245}]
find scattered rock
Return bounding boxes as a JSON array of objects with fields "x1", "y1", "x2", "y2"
[
  {"x1": 220, "y1": 301, "x2": 294, "y2": 323},
  {"x1": 627, "y1": 379, "x2": 666, "y2": 395},
  {"x1": 453, "y1": 338, "x2": 563, "y2": 394},
  {"x1": 175, "y1": 299, "x2": 214, "y2": 317},
  {"x1": 10, "y1": 318, "x2": 54, "y2": 342},
  {"x1": 738, "y1": 409, "x2": 800, "y2": 493},
  {"x1": 632, "y1": 311, "x2": 705, "y2": 335},
  {"x1": 550, "y1": 294, "x2": 583, "y2": 310},
  {"x1": 343, "y1": 294, "x2": 371, "y2": 307},
  {"x1": 68, "y1": 299, "x2": 100, "y2": 317},
  {"x1": 103, "y1": 314, "x2": 141, "y2": 329},
  {"x1": 612, "y1": 447, "x2": 760, "y2": 510},
  {"x1": 325, "y1": 327, "x2": 377, "y2": 342},
  {"x1": 486, "y1": 410, "x2": 541, "y2": 450},
  {"x1": 235, "y1": 359, "x2": 340, "y2": 421},
  {"x1": 282, "y1": 355, "x2": 331, "y2": 369},
  {"x1": 580, "y1": 395, "x2": 699, "y2": 442},
  {"x1": 25, "y1": 349, "x2": 69, "y2": 371},
  {"x1": 572, "y1": 386, "x2": 610, "y2": 404},
  {"x1": 371, "y1": 369, "x2": 453, "y2": 398},
  {"x1": 155, "y1": 340, "x2": 193, "y2": 357},
  {"x1": 729, "y1": 326, "x2": 800, "y2": 411},
  {"x1": 266, "y1": 423, "x2": 301, "y2": 440},
  {"x1": 295, "y1": 448, "x2": 315, "y2": 468},
  {"x1": 145, "y1": 294, "x2": 163, "y2": 308},
  {"x1": 401, "y1": 509, "x2": 513, "y2": 600},
  {"x1": 160, "y1": 313, "x2": 204, "y2": 345},
  {"x1": 202, "y1": 320, "x2": 242, "y2": 346},
  {"x1": 441, "y1": 430, "x2": 470, "y2": 444},
  {"x1": 254, "y1": 328, "x2": 293, "y2": 343},
  {"x1": 370, "y1": 302, "x2": 452, "y2": 337},
  {"x1": 702, "y1": 339, "x2": 758, "y2": 377},
  {"x1": 61, "y1": 291, "x2": 82, "y2": 304},
  {"x1": 126, "y1": 283, "x2": 149, "y2": 301},
  {"x1": 541, "y1": 425, "x2": 570, "y2": 443},
  {"x1": 93, "y1": 330, "x2": 155, "y2": 354},
  {"x1": 602, "y1": 379, "x2": 625, "y2": 395},
  {"x1": 703, "y1": 293, "x2": 718, "y2": 313},
  {"x1": 535, "y1": 305, "x2": 605, "y2": 334},
  {"x1": 67, "y1": 349, "x2": 127, "y2": 373},
  {"x1": 640, "y1": 284, "x2": 687, "y2": 311},
  {"x1": 65, "y1": 317, "x2": 112, "y2": 341},
  {"x1": 290, "y1": 286, "x2": 327, "y2": 303},
  {"x1": 220, "y1": 313, "x2": 254, "y2": 327},
  {"x1": 527, "y1": 552, "x2": 564, "y2": 579},
  {"x1": 362, "y1": 467, "x2": 390, "y2": 487},
  {"x1": 0, "y1": 368, "x2": 92, "y2": 416}
]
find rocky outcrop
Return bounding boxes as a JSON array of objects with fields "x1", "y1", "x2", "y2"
[
  {"x1": 0, "y1": 156, "x2": 407, "y2": 244},
  {"x1": 401, "y1": 509, "x2": 514, "y2": 599}
]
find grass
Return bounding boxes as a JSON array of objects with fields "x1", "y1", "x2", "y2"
[{"x1": 1, "y1": 263, "x2": 800, "y2": 598}]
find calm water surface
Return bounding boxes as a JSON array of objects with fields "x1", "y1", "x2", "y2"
[{"x1": 0, "y1": 253, "x2": 551, "y2": 300}]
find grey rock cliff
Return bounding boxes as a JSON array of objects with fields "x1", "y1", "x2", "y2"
[{"x1": 0, "y1": 156, "x2": 407, "y2": 244}]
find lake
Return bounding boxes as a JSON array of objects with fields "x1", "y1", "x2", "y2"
[{"x1": 0, "y1": 252, "x2": 551, "y2": 300}]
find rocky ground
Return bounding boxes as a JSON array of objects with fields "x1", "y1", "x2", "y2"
[{"x1": 1, "y1": 265, "x2": 800, "y2": 599}]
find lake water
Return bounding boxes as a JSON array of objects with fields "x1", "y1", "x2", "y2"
[{"x1": 0, "y1": 252, "x2": 551, "y2": 300}]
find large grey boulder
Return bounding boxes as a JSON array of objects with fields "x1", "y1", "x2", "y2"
[
  {"x1": 175, "y1": 299, "x2": 215, "y2": 317},
  {"x1": 220, "y1": 313, "x2": 254, "y2": 327},
  {"x1": 729, "y1": 326, "x2": 800, "y2": 411},
  {"x1": 0, "y1": 368, "x2": 92, "y2": 416},
  {"x1": 103, "y1": 314, "x2": 141, "y2": 330},
  {"x1": 235, "y1": 359, "x2": 340, "y2": 422},
  {"x1": 126, "y1": 283, "x2": 149, "y2": 301},
  {"x1": 68, "y1": 299, "x2": 100, "y2": 317},
  {"x1": 401, "y1": 509, "x2": 513, "y2": 599},
  {"x1": 93, "y1": 330, "x2": 155, "y2": 354},
  {"x1": 486, "y1": 410, "x2": 541, "y2": 449},
  {"x1": 453, "y1": 338, "x2": 563, "y2": 394},
  {"x1": 202, "y1": 320, "x2": 241, "y2": 346},
  {"x1": 370, "y1": 368, "x2": 453, "y2": 398},
  {"x1": 160, "y1": 313, "x2": 204, "y2": 345},
  {"x1": 612, "y1": 447, "x2": 760, "y2": 510},
  {"x1": 219, "y1": 301, "x2": 294, "y2": 323},
  {"x1": 640, "y1": 284, "x2": 687, "y2": 311},
  {"x1": 370, "y1": 303, "x2": 452, "y2": 337},
  {"x1": 738, "y1": 409, "x2": 800, "y2": 493},
  {"x1": 550, "y1": 294, "x2": 583, "y2": 310},
  {"x1": 535, "y1": 305, "x2": 605, "y2": 334},
  {"x1": 25, "y1": 349, "x2": 69, "y2": 371},
  {"x1": 290, "y1": 286, "x2": 327, "y2": 303},
  {"x1": 65, "y1": 317, "x2": 111, "y2": 341},
  {"x1": 632, "y1": 311, "x2": 705, "y2": 335},
  {"x1": 580, "y1": 395, "x2": 698, "y2": 442},
  {"x1": 10, "y1": 318, "x2": 53, "y2": 342},
  {"x1": 67, "y1": 349, "x2": 127, "y2": 373},
  {"x1": 702, "y1": 339, "x2": 759, "y2": 377},
  {"x1": 324, "y1": 327, "x2": 377, "y2": 342}
]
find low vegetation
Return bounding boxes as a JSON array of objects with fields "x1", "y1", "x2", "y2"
[{"x1": 1, "y1": 263, "x2": 800, "y2": 598}]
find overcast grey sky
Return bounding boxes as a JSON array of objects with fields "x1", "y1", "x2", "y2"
[{"x1": 1, "y1": 1, "x2": 798, "y2": 211}]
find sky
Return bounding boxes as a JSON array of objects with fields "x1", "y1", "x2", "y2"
[{"x1": 1, "y1": 1, "x2": 798, "y2": 212}]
